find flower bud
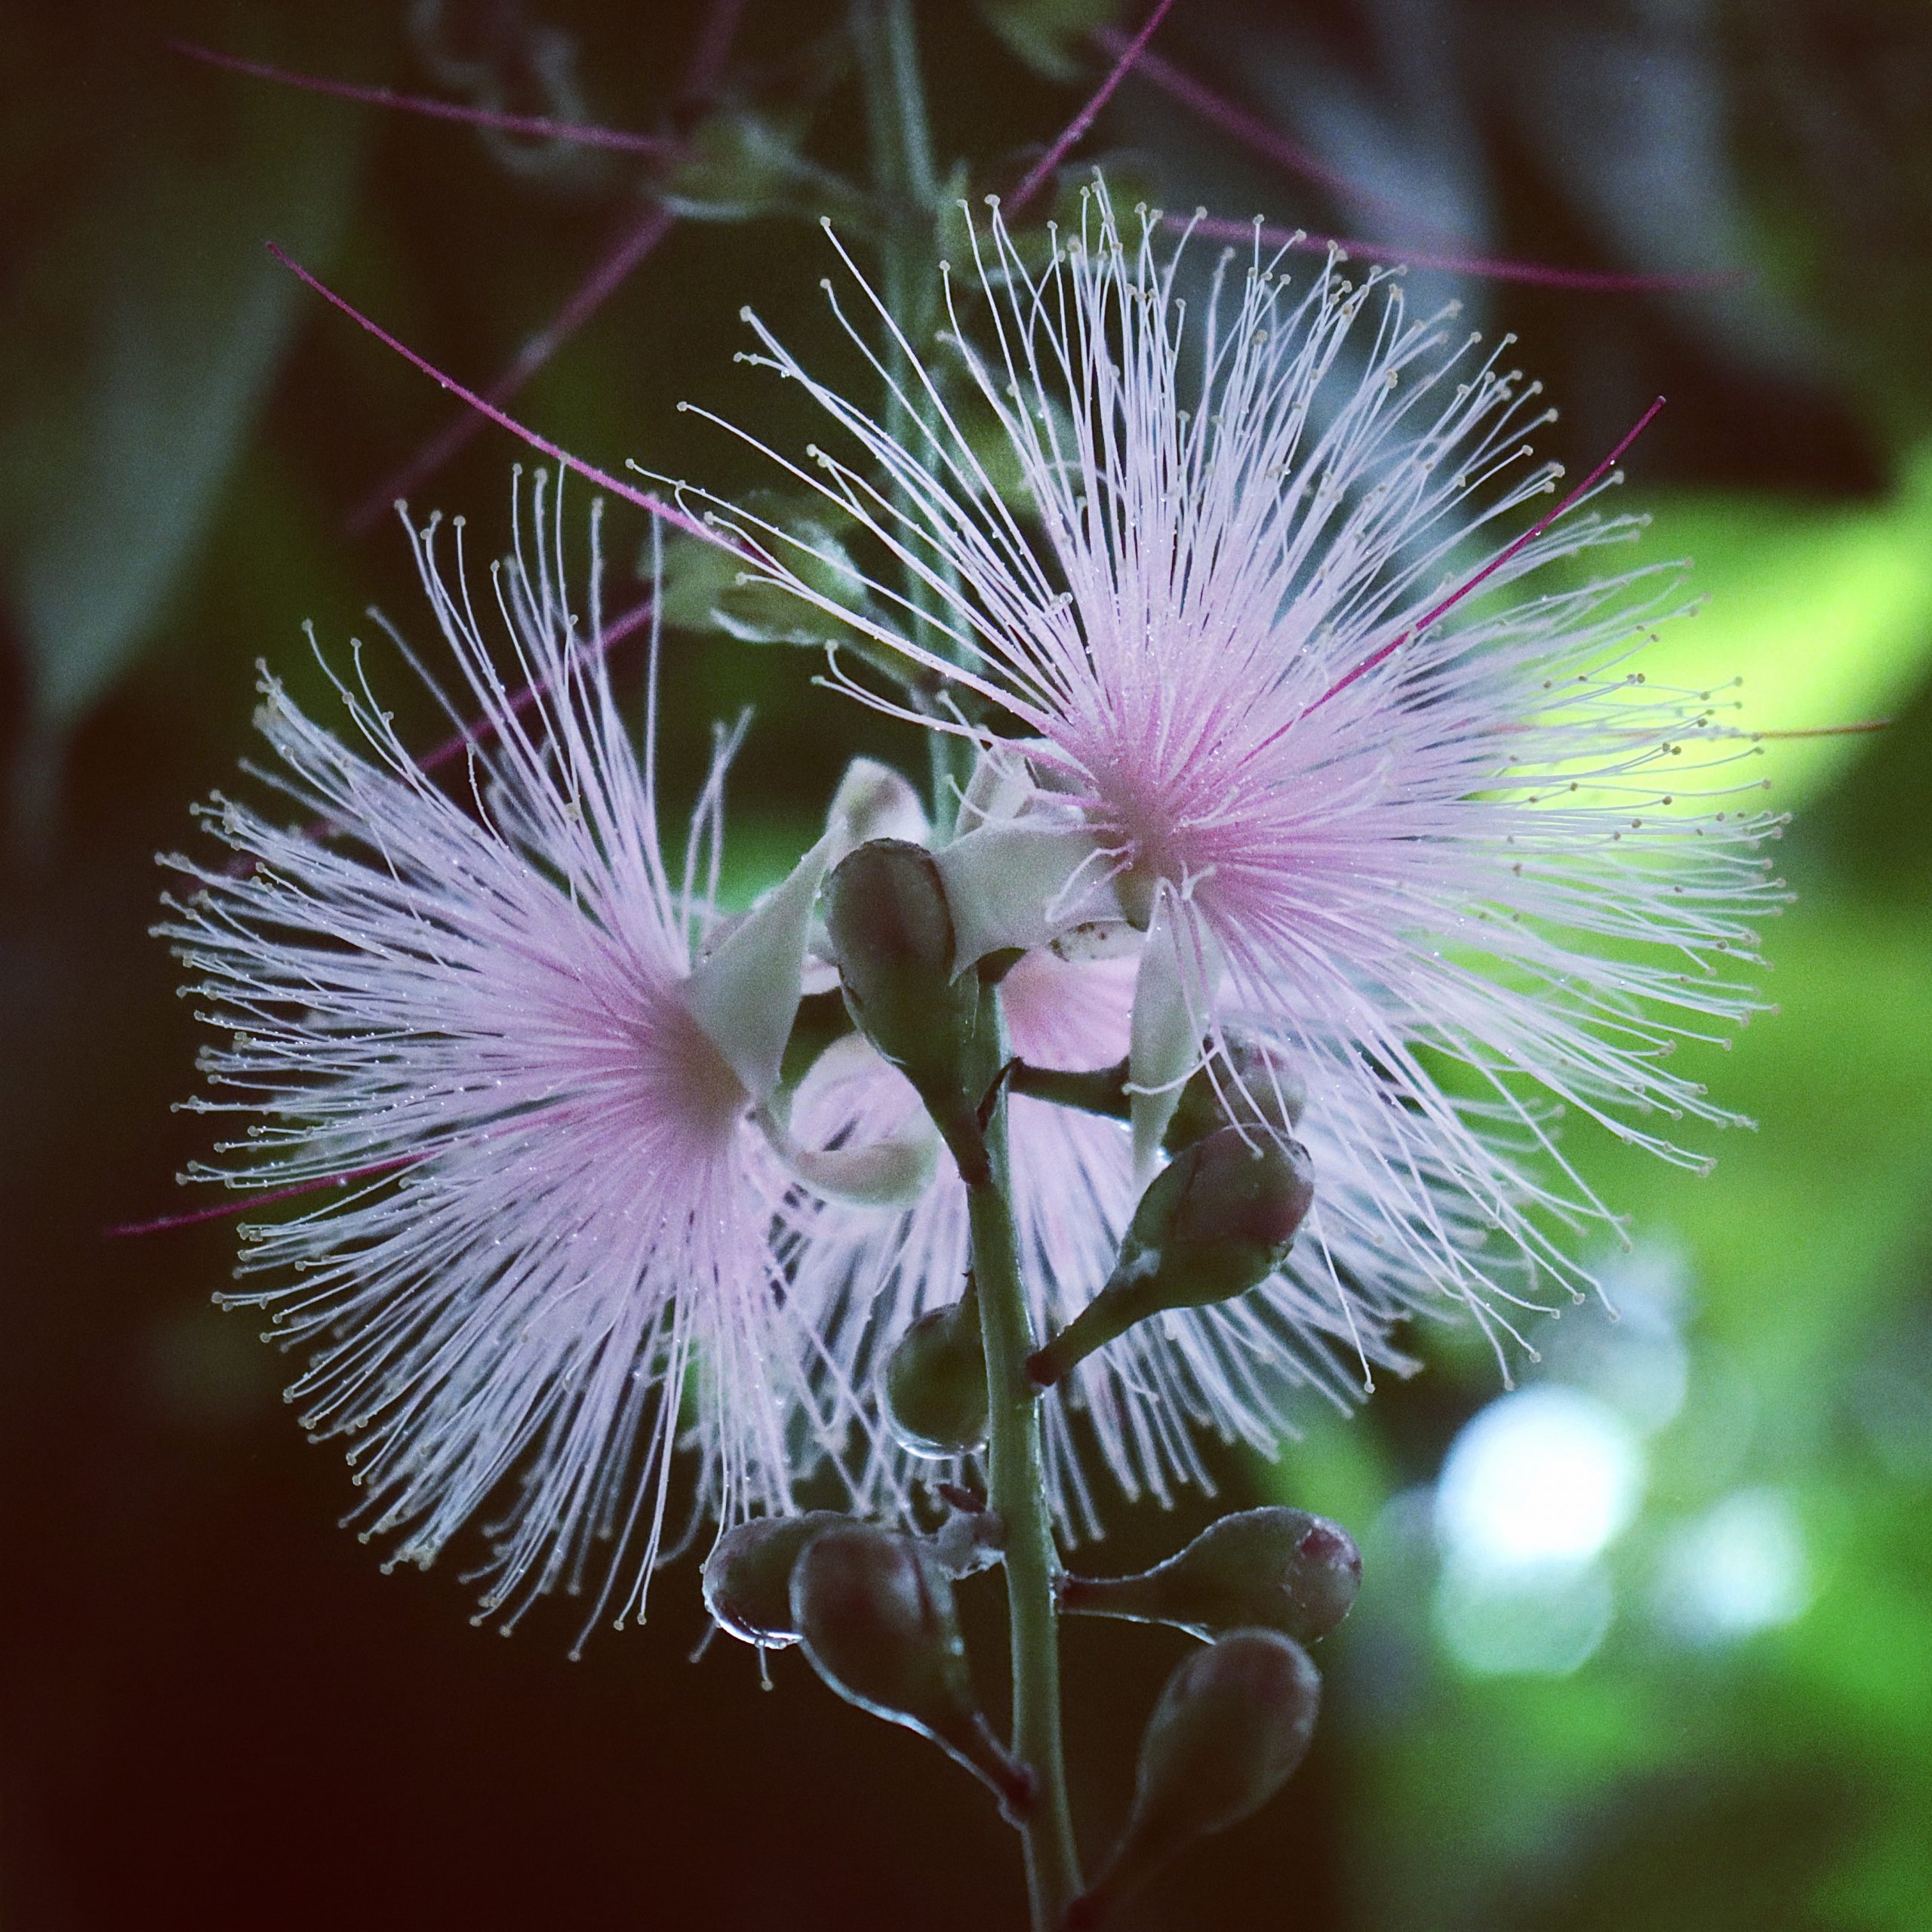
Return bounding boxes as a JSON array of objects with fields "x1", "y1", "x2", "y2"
[
  {"x1": 1068, "y1": 1630, "x2": 1321, "y2": 1928},
  {"x1": 700, "y1": 1512, "x2": 848, "y2": 1649},
  {"x1": 822, "y1": 839, "x2": 986, "y2": 1174},
  {"x1": 1060, "y1": 1507, "x2": 1361, "y2": 1644},
  {"x1": 1163, "y1": 1029, "x2": 1307, "y2": 1153},
  {"x1": 1028, "y1": 1127, "x2": 1315, "y2": 1388},
  {"x1": 882, "y1": 1293, "x2": 989, "y2": 1458},
  {"x1": 791, "y1": 1523, "x2": 1032, "y2": 1817}
]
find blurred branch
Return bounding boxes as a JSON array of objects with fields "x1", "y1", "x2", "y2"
[{"x1": 170, "y1": 40, "x2": 675, "y2": 153}]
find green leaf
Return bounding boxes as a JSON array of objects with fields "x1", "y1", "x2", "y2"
[
  {"x1": 661, "y1": 109, "x2": 866, "y2": 226},
  {"x1": 660, "y1": 514, "x2": 875, "y2": 648},
  {"x1": 0, "y1": 43, "x2": 365, "y2": 747},
  {"x1": 977, "y1": 0, "x2": 1133, "y2": 83},
  {"x1": 1614, "y1": 443, "x2": 1932, "y2": 809}
]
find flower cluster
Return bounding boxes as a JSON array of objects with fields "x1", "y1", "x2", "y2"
[{"x1": 163, "y1": 191, "x2": 1777, "y2": 1639}]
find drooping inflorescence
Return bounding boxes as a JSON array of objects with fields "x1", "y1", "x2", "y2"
[{"x1": 143, "y1": 0, "x2": 1807, "y2": 1898}]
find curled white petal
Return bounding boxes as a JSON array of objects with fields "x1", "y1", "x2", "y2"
[
  {"x1": 932, "y1": 817, "x2": 1120, "y2": 971},
  {"x1": 827, "y1": 755, "x2": 930, "y2": 851},
  {"x1": 1129, "y1": 890, "x2": 1226, "y2": 1177}
]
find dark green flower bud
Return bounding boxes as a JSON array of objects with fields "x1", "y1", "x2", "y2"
[
  {"x1": 1163, "y1": 1029, "x2": 1308, "y2": 1153},
  {"x1": 700, "y1": 1512, "x2": 848, "y2": 1649},
  {"x1": 1060, "y1": 1507, "x2": 1361, "y2": 1644},
  {"x1": 1068, "y1": 1630, "x2": 1321, "y2": 1929},
  {"x1": 1028, "y1": 1128, "x2": 1315, "y2": 1388},
  {"x1": 883, "y1": 1291, "x2": 989, "y2": 1458},
  {"x1": 791, "y1": 1523, "x2": 1032, "y2": 1818},
  {"x1": 823, "y1": 839, "x2": 988, "y2": 1177}
]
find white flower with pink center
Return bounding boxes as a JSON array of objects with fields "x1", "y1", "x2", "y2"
[
  {"x1": 712, "y1": 184, "x2": 1780, "y2": 1371},
  {"x1": 162, "y1": 478, "x2": 849, "y2": 1645}
]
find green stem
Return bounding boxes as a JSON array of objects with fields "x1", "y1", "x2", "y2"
[
  {"x1": 968, "y1": 997, "x2": 1082, "y2": 1928},
  {"x1": 849, "y1": 0, "x2": 972, "y2": 835}
]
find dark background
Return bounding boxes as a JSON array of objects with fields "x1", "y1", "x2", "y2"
[{"x1": 4, "y1": 1, "x2": 1930, "y2": 1927}]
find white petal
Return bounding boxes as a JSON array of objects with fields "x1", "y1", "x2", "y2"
[
  {"x1": 683, "y1": 834, "x2": 832, "y2": 1103},
  {"x1": 932, "y1": 818, "x2": 1120, "y2": 972},
  {"x1": 1128, "y1": 893, "x2": 1225, "y2": 1179},
  {"x1": 827, "y1": 756, "x2": 929, "y2": 852}
]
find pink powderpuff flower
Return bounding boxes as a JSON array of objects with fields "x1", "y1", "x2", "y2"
[
  {"x1": 708, "y1": 183, "x2": 1783, "y2": 1362},
  {"x1": 159, "y1": 474, "x2": 851, "y2": 1647}
]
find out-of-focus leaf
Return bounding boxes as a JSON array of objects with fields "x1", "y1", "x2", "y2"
[
  {"x1": 712, "y1": 573, "x2": 852, "y2": 648},
  {"x1": 1571, "y1": 901, "x2": 1932, "y2": 1391},
  {"x1": 977, "y1": 0, "x2": 1131, "y2": 83},
  {"x1": 662, "y1": 110, "x2": 864, "y2": 226},
  {"x1": 657, "y1": 529, "x2": 750, "y2": 633},
  {"x1": 1623, "y1": 442, "x2": 1932, "y2": 808},
  {"x1": 0, "y1": 54, "x2": 363, "y2": 745},
  {"x1": 662, "y1": 111, "x2": 800, "y2": 222},
  {"x1": 659, "y1": 514, "x2": 875, "y2": 650}
]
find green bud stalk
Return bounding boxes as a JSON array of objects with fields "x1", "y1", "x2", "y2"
[
  {"x1": 1028, "y1": 1127, "x2": 1315, "y2": 1389},
  {"x1": 1067, "y1": 1629, "x2": 1321, "y2": 1929},
  {"x1": 882, "y1": 1285, "x2": 989, "y2": 1457},
  {"x1": 790, "y1": 1521, "x2": 1032, "y2": 1819},
  {"x1": 1059, "y1": 1506, "x2": 1361, "y2": 1644}
]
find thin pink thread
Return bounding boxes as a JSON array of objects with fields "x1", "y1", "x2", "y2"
[
  {"x1": 109, "y1": 1155, "x2": 423, "y2": 1238},
  {"x1": 1008, "y1": 0, "x2": 1178, "y2": 215},
  {"x1": 268, "y1": 244, "x2": 731, "y2": 551},
  {"x1": 1297, "y1": 395, "x2": 1667, "y2": 724},
  {"x1": 170, "y1": 42, "x2": 675, "y2": 155},
  {"x1": 347, "y1": 205, "x2": 679, "y2": 534}
]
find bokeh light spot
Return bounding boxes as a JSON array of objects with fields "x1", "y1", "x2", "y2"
[{"x1": 1435, "y1": 1386, "x2": 1645, "y2": 1576}]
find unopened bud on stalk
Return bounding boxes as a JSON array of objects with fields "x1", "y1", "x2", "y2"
[
  {"x1": 1060, "y1": 1507, "x2": 1361, "y2": 1643},
  {"x1": 823, "y1": 839, "x2": 988, "y2": 1177},
  {"x1": 1067, "y1": 1630, "x2": 1321, "y2": 1929},
  {"x1": 882, "y1": 1289, "x2": 989, "y2": 1457},
  {"x1": 1028, "y1": 1127, "x2": 1315, "y2": 1388},
  {"x1": 1163, "y1": 1029, "x2": 1307, "y2": 1153},
  {"x1": 791, "y1": 1523, "x2": 1032, "y2": 1818},
  {"x1": 701, "y1": 1512, "x2": 848, "y2": 1649}
]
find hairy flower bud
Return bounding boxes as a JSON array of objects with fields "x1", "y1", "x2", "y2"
[
  {"x1": 823, "y1": 838, "x2": 988, "y2": 1176},
  {"x1": 882, "y1": 1291, "x2": 989, "y2": 1458},
  {"x1": 700, "y1": 1512, "x2": 848, "y2": 1649},
  {"x1": 1069, "y1": 1629, "x2": 1321, "y2": 1927},
  {"x1": 1060, "y1": 1506, "x2": 1361, "y2": 1644},
  {"x1": 791, "y1": 1523, "x2": 1032, "y2": 1817},
  {"x1": 1028, "y1": 1127, "x2": 1315, "y2": 1387}
]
